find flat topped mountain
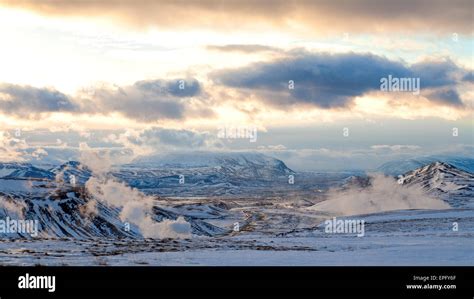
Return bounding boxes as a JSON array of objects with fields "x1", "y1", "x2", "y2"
[
  {"x1": 0, "y1": 152, "x2": 295, "y2": 197},
  {"x1": 115, "y1": 152, "x2": 296, "y2": 195},
  {"x1": 131, "y1": 151, "x2": 293, "y2": 173}
]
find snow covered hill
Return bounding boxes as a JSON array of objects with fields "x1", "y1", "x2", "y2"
[
  {"x1": 116, "y1": 152, "x2": 295, "y2": 195},
  {"x1": 130, "y1": 151, "x2": 294, "y2": 178},
  {"x1": 0, "y1": 152, "x2": 296, "y2": 239},
  {"x1": 377, "y1": 156, "x2": 474, "y2": 176},
  {"x1": 1, "y1": 156, "x2": 471, "y2": 242},
  {"x1": 50, "y1": 161, "x2": 92, "y2": 185},
  {"x1": 400, "y1": 162, "x2": 474, "y2": 208},
  {"x1": 0, "y1": 184, "x2": 231, "y2": 239},
  {"x1": 0, "y1": 162, "x2": 55, "y2": 180}
]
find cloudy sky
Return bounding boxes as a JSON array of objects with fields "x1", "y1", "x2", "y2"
[{"x1": 0, "y1": 0, "x2": 472, "y2": 170}]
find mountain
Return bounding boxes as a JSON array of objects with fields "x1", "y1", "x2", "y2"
[
  {"x1": 131, "y1": 151, "x2": 294, "y2": 177},
  {"x1": 0, "y1": 162, "x2": 55, "y2": 180},
  {"x1": 0, "y1": 184, "x2": 230, "y2": 239},
  {"x1": 400, "y1": 162, "x2": 474, "y2": 208},
  {"x1": 0, "y1": 187, "x2": 139, "y2": 239},
  {"x1": 0, "y1": 152, "x2": 296, "y2": 239},
  {"x1": 0, "y1": 153, "x2": 296, "y2": 197},
  {"x1": 50, "y1": 161, "x2": 92, "y2": 185},
  {"x1": 377, "y1": 156, "x2": 474, "y2": 176},
  {"x1": 116, "y1": 152, "x2": 295, "y2": 195}
]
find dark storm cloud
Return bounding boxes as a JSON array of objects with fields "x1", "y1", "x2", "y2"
[
  {"x1": 214, "y1": 52, "x2": 410, "y2": 108},
  {"x1": 86, "y1": 78, "x2": 210, "y2": 122},
  {"x1": 0, "y1": 78, "x2": 212, "y2": 122},
  {"x1": 92, "y1": 89, "x2": 186, "y2": 121},
  {"x1": 212, "y1": 52, "x2": 470, "y2": 108},
  {"x1": 427, "y1": 89, "x2": 464, "y2": 107},
  {"x1": 134, "y1": 78, "x2": 202, "y2": 97},
  {"x1": 462, "y1": 72, "x2": 474, "y2": 83},
  {"x1": 410, "y1": 60, "x2": 459, "y2": 88},
  {"x1": 0, "y1": 84, "x2": 78, "y2": 117}
]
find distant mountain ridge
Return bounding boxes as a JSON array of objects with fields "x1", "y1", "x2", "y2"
[
  {"x1": 0, "y1": 162, "x2": 55, "y2": 180},
  {"x1": 377, "y1": 156, "x2": 474, "y2": 176},
  {"x1": 0, "y1": 152, "x2": 295, "y2": 196},
  {"x1": 131, "y1": 151, "x2": 294, "y2": 174},
  {"x1": 120, "y1": 152, "x2": 295, "y2": 195}
]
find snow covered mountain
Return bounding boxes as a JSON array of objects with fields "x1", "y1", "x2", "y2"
[
  {"x1": 50, "y1": 161, "x2": 92, "y2": 185},
  {"x1": 377, "y1": 156, "x2": 474, "y2": 176},
  {"x1": 0, "y1": 162, "x2": 55, "y2": 180},
  {"x1": 130, "y1": 151, "x2": 294, "y2": 177},
  {"x1": 0, "y1": 152, "x2": 296, "y2": 239},
  {"x1": 116, "y1": 152, "x2": 295, "y2": 195},
  {"x1": 2, "y1": 155, "x2": 471, "y2": 241},
  {"x1": 0, "y1": 152, "x2": 295, "y2": 198},
  {"x1": 400, "y1": 162, "x2": 474, "y2": 208},
  {"x1": 0, "y1": 163, "x2": 55, "y2": 196},
  {"x1": 0, "y1": 187, "x2": 138, "y2": 239},
  {"x1": 0, "y1": 183, "x2": 231, "y2": 239}
]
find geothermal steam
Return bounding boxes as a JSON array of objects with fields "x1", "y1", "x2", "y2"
[
  {"x1": 310, "y1": 174, "x2": 450, "y2": 216},
  {"x1": 79, "y1": 146, "x2": 191, "y2": 239}
]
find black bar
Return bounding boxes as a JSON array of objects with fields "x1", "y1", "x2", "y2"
[{"x1": 0, "y1": 267, "x2": 472, "y2": 298}]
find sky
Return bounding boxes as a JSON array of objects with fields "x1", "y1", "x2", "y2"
[{"x1": 0, "y1": 0, "x2": 472, "y2": 170}]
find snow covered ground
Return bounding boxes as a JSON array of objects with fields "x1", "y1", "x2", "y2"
[
  {"x1": 1, "y1": 208, "x2": 472, "y2": 266},
  {"x1": 0, "y1": 157, "x2": 472, "y2": 266}
]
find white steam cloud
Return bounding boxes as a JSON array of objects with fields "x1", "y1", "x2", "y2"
[
  {"x1": 79, "y1": 144, "x2": 192, "y2": 239},
  {"x1": 310, "y1": 174, "x2": 450, "y2": 216}
]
